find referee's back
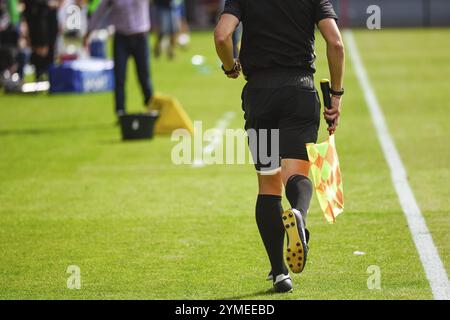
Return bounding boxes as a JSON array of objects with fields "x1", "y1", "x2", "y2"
[{"x1": 223, "y1": 0, "x2": 338, "y2": 77}]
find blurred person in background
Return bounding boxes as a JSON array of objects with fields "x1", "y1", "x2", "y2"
[
  {"x1": 153, "y1": 0, "x2": 178, "y2": 59},
  {"x1": 46, "y1": 1, "x2": 61, "y2": 68},
  {"x1": 175, "y1": 0, "x2": 190, "y2": 49},
  {"x1": 84, "y1": 0, "x2": 153, "y2": 118},
  {"x1": 23, "y1": 0, "x2": 62, "y2": 81},
  {"x1": 0, "y1": 0, "x2": 29, "y2": 83},
  {"x1": 0, "y1": 0, "x2": 19, "y2": 28},
  {"x1": 201, "y1": 0, "x2": 220, "y2": 26},
  {"x1": 0, "y1": 0, "x2": 20, "y2": 80}
]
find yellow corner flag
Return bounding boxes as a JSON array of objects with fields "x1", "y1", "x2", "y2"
[{"x1": 306, "y1": 134, "x2": 344, "y2": 223}]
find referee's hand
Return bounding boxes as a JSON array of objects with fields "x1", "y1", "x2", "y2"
[
  {"x1": 224, "y1": 60, "x2": 241, "y2": 79},
  {"x1": 324, "y1": 95, "x2": 342, "y2": 135},
  {"x1": 226, "y1": 70, "x2": 240, "y2": 79}
]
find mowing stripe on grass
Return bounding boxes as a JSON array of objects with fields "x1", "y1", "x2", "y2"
[
  {"x1": 192, "y1": 111, "x2": 236, "y2": 167},
  {"x1": 345, "y1": 30, "x2": 450, "y2": 300}
]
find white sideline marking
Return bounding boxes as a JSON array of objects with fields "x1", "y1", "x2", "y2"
[
  {"x1": 192, "y1": 111, "x2": 236, "y2": 167},
  {"x1": 345, "y1": 30, "x2": 449, "y2": 300}
]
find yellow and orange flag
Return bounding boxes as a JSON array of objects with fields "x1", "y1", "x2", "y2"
[
  {"x1": 306, "y1": 134, "x2": 344, "y2": 223},
  {"x1": 307, "y1": 78, "x2": 344, "y2": 223}
]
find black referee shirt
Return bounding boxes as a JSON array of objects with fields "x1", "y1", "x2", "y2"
[{"x1": 222, "y1": 0, "x2": 338, "y2": 77}]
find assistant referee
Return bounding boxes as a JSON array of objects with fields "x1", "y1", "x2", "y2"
[{"x1": 214, "y1": 0, "x2": 345, "y2": 293}]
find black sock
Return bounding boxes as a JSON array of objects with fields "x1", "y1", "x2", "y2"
[
  {"x1": 285, "y1": 175, "x2": 313, "y2": 223},
  {"x1": 255, "y1": 194, "x2": 287, "y2": 277},
  {"x1": 31, "y1": 53, "x2": 48, "y2": 81}
]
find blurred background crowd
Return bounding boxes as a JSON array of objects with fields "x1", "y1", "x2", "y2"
[
  {"x1": 0, "y1": 0, "x2": 227, "y2": 85},
  {"x1": 2, "y1": 0, "x2": 448, "y2": 87}
]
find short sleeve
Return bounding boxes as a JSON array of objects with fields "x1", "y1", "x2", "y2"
[
  {"x1": 314, "y1": 0, "x2": 338, "y2": 24},
  {"x1": 222, "y1": 0, "x2": 242, "y2": 21}
]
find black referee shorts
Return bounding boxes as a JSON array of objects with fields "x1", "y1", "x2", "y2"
[{"x1": 241, "y1": 69, "x2": 321, "y2": 174}]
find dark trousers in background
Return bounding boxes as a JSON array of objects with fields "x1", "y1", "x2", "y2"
[
  {"x1": 47, "y1": 9, "x2": 59, "y2": 68},
  {"x1": 113, "y1": 32, "x2": 153, "y2": 115},
  {"x1": 24, "y1": 5, "x2": 59, "y2": 81}
]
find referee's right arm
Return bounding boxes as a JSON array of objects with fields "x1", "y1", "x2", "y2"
[{"x1": 214, "y1": 14, "x2": 239, "y2": 74}]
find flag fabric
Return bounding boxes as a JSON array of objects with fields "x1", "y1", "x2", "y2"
[{"x1": 306, "y1": 134, "x2": 344, "y2": 223}]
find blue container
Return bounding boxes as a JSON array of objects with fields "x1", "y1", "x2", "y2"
[
  {"x1": 49, "y1": 59, "x2": 114, "y2": 94},
  {"x1": 89, "y1": 39, "x2": 107, "y2": 59}
]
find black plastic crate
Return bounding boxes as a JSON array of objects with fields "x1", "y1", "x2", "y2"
[{"x1": 119, "y1": 112, "x2": 159, "y2": 141}]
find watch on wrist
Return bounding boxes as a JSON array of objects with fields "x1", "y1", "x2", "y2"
[
  {"x1": 330, "y1": 88, "x2": 345, "y2": 96},
  {"x1": 221, "y1": 61, "x2": 239, "y2": 75}
]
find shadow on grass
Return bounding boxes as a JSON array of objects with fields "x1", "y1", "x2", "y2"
[
  {"x1": 0, "y1": 123, "x2": 113, "y2": 137},
  {"x1": 218, "y1": 288, "x2": 277, "y2": 300}
]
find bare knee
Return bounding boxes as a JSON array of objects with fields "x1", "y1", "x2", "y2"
[
  {"x1": 257, "y1": 171, "x2": 283, "y2": 195},
  {"x1": 281, "y1": 159, "x2": 310, "y2": 185}
]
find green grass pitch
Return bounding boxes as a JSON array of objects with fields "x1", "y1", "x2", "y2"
[{"x1": 0, "y1": 29, "x2": 448, "y2": 299}]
